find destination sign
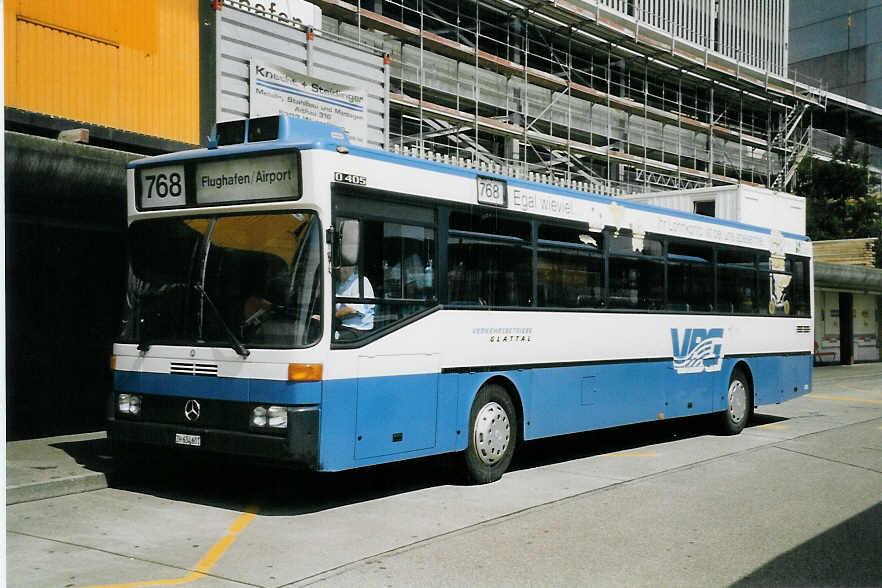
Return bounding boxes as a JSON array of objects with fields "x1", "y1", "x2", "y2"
[
  {"x1": 195, "y1": 153, "x2": 300, "y2": 205},
  {"x1": 139, "y1": 164, "x2": 186, "y2": 210},
  {"x1": 476, "y1": 176, "x2": 507, "y2": 207}
]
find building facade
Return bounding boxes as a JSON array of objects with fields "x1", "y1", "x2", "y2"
[
  {"x1": 315, "y1": 0, "x2": 824, "y2": 196},
  {"x1": 789, "y1": 0, "x2": 882, "y2": 109},
  {"x1": 788, "y1": 0, "x2": 882, "y2": 189}
]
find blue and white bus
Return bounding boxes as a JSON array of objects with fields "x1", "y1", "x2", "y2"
[{"x1": 109, "y1": 115, "x2": 813, "y2": 483}]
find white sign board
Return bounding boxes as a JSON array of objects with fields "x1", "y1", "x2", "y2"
[
  {"x1": 250, "y1": 61, "x2": 368, "y2": 146},
  {"x1": 196, "y1": 153, "x2": 300, "y2": 205},
  {"x1": 139, "y1": 165, "x2": 187, "y2": 209}
]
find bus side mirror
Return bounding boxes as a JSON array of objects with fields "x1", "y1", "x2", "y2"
[
  {"x1": 339, "y1": 220, "x2": 360, "y2": 267},
  {"x1": 326, "y1": 226, "x2": 340, "y2": 268},
  {"x1": 328, "y1": 220, "x2": 360, "y2": 269}
]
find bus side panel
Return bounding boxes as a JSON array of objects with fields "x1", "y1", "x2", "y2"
[
  {"x1": 665, "y1": 366, "x2": 718, "y2": 418},
  {"x1": 721, "y1": 357, "x2": 781, "y2": 408},
  {"x1": 780, "y1": 354, "x2": 813, "y2": 402},
  {"x1": 517, "y1": 363, "x2": 666, "y2": 440},
  {"x1": 721, "y1": 354, "x2": 812, "y2": 408},
  {"x1": 318, "y1": 378, "x2": 358, "y2": 471},
  {"x1": 320, "y1": 373, "x2": 450, "y2": 471},
  {"x1": 452, "y1": 370, "x2": 533, "y2": 452},
  {"x1": 353, "y1": 373, "x2": 438, "y2": 460},
  {"x1": 437, "y1": 373, "x2": 461, "y2": 453},
  {"x1": 530, "y1": 364, "x2": 662, "y2": 439}
]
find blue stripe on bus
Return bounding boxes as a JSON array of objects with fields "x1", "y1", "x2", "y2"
[
  {"x1": 317, "y1": 352, "x2": 812, "y2": 471},
  {"x1": 113, "y1": 371, "x2": 321, "y2": 405},
  {"x1": 115, "y1": 352, "x2": 811, "y2": 471}
]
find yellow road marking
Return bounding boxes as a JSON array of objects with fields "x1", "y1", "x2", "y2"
[
  {"x1": 608, "y1": 452, "x2": 658, "y2": 457},
  {"x1": 756, "y1": 423, "x2": 790, "y2": 430},
  {"x1": 81, "y1": 508, "x2": 258, "y2": 588},
  {"x1": 805, "y1": 394, "x2": 882, "y2": 405}
]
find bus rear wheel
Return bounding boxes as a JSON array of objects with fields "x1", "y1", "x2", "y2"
[
  {"x1": 463, "y1": 384, "x2": 517, "y2": 484},
  {"x1": 718, "y1": 369, "x2": 750, "y2": 435}
]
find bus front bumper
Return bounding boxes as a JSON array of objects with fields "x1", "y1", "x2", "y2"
[{"x1": 108, "y1": 406, "x2": 319, "y2": 468}]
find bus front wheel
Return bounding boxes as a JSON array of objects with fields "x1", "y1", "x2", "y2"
[
  {"x1": 463, "y1": 384, "x2": 517, "y2": 484},
  {"x1": 718, "y1": 369, "x2": 751, "y2": 435}
]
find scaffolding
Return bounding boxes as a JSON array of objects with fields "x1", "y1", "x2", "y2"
[{"x1": 282, "y1": 0, "x2": 828, "y2": 195}]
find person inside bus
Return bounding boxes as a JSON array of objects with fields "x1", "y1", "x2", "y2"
[
  {"x1": 334, "y1": 265, "x2": 375, "y2": 340},
  {"x1": 334, "y1": 219, "x2": 375, "y2": 341}
]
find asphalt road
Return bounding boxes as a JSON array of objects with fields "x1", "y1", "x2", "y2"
[{"x1": 6, "y1": 363, "x2": 882, "y2": 587}]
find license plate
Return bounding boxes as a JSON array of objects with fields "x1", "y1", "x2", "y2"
[{"x1": 175, "y1": 433, "x2": 201, "y2": 447}]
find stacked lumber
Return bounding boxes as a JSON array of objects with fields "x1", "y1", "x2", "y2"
[{"x1": 813, "y1": 238, "x2": 878, "y2": 267}]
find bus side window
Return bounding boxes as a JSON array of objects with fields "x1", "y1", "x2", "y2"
[
  {"x1": 536, "y1": 224, "x2": 604, "y2": 308},
  {"x1": 447, "y1": 210, "x2": 531, "y2": 307},
  {"x1": 787, "y1": 255, "x2": 811, "y2": 316},
  {"x1": 378, "y1": 222, "x2": 435, "y2": 302},
  {"x1": 607, "y1": 231, "x2": 664, "y2": 310},
  {"x1": 667, "y1": 241, "x2": 713, "y2": 312},
  {"x1": 334, "y1": 218, "x2": 376, "y2": 342},
  {"x1": 718, "y1": 248, "x2": 758, "y2": 314},
  {"x1": 335, "y1": 217, "x2": 437, "y2": 342}
]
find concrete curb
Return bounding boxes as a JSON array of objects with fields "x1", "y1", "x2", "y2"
[
  {"x1": 7, "y1": 472, "x2": 109, "y2": 505},
  {"x1": 6, "y1": 431, "x2": 113, "y2": 506}
]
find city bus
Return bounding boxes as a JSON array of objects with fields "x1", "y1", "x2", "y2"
[{"x1": 109, "y1": 115, "x2": 813, "y2": 483}]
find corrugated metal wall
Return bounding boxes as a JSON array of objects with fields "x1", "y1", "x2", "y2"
[
  {"x1": 4, "y1": 0, "x2": 200, "y2": 144},
  {"x1": 216, "y1": 5, "x2": 389, "y2": 149},
  {"x1": 596, "y1": 0, "x2": 789, "y2": 76}
]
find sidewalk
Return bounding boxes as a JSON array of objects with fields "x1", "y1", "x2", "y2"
[{"x1": 5, "y1": 431, "x2": 113, "y2": 505}]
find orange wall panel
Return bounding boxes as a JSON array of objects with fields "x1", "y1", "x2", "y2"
[
  {"x1": 6, "y1": 0, "x2": 199, "y2": 144},
  {"x1": 18, "y1": 0, "x2": 120, "y2": 45}
]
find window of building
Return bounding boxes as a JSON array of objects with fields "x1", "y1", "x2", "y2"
[{"x1": 693, "y1": 200, "x2": 716, "y2": 217}]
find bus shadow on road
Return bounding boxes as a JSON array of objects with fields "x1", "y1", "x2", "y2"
[
  {"x1": 513, "y1": 415, "x2": 710, "y2": 471},
  {"x1": 747, "y1": 412, "x2": 790, "y2": 426},
  {"x1": 513, "y1": 411, "x2": 790, "y2": 472},
  {"x1": 107, "y1": 452, "x2": 463, "y2": 516},
  {"x1": 103, "y1": 412, "x2": 790, "y2": 515}
]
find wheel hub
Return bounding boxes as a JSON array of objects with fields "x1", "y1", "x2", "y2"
[
  {"x1": 728, "y1": 379, "x2": 747, "y2": 424},
  {"x1": 473, "y1": 401, "x2": 510, "y2": 465}
]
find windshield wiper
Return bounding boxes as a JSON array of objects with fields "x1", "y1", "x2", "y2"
[
  {"x1": 194, "y1": 283, "x2": 250, "y2": 358},
  {"x1": 137, "y1": 328, "x2": 151, "y2": 353}
]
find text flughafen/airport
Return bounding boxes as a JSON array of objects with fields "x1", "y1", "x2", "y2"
[{"x1": 201, "y1": 168, "x2": 293, "y2": 190}]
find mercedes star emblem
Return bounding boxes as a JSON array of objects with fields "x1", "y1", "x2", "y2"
[{"x1": 184, "y1": 399, "x2": 201, "y2": 422}]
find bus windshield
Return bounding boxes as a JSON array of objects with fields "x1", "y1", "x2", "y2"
[{"x1": 120, "y1": 212, "x2": 322, "y2": 349}]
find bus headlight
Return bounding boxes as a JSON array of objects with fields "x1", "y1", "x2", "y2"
[
  {"x1": 118, "y1": 393, "x2": 142, "y2": 416},
  {"x1": 251, "y1": 406, "x2": 267, "y2": 427},
  {"x1": 251, "y1": 406, "x2": 288, "y2": 430},
  {"x1": 267, "y1": 406, "x2": 287, "y2": 428}
]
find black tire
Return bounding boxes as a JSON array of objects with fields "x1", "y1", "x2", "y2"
[
  {"x1": 463, "y1": 384, "x2": 517, "y2": 484},
  {"x1": 718, "y1": 369, "x2": 751, "y2": 435}
]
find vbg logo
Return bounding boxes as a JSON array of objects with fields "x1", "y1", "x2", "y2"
[{"x1": 671, "y1": 328, "x2": 725, "y2": 374}]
